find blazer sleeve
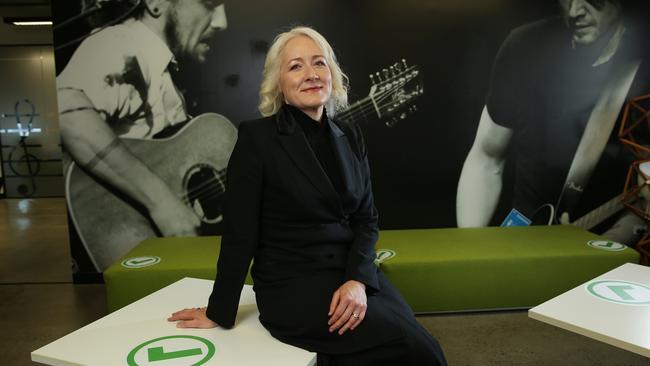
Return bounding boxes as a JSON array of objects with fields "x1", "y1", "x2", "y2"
[
  {"x1": 344, "y1": 123, "x2": 381, "y2": 292},
  {"x1": 206, "y1": 122, "x2": 263, "y2": 328}
]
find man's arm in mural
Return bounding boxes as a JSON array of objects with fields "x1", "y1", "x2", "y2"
[
  {"x1": 58, "y1": 88, "x2": 200, "y2": 236},
  {"x1": 456, "y1": 106, "x2": 513, "y2": 227},
  {"x1": 601, "y1": 211, "x2": 646, "y2": 246}
]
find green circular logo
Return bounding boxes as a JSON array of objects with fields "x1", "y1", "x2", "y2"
[
  {"x1": 586, "y1": 280, "x2": 650, "y2": 305},
  {"x1": 587, "y1": 240, "x2": 627, "y2": 252},
  {"x1": 121, "y1": 256, "x2": 161, "y2": 269},
  {"x1": 375, "y1": 249, "x2": 396, "y2": 264},
  {"x1": 126, "y1": 335, "x2": 215, "y2": 366}
]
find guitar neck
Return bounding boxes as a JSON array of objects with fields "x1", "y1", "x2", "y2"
[
  {"x1": 334, "y1": 62, "x2": 422, "y2": 125},
  {"x1": 571, "y1": 195, "x2": 624, "y2": 230},
  {"x1": 335, "y1": 95, "x2": 375, "y2": 124}
]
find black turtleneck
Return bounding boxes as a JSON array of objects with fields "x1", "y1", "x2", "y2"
[{"x1": 285, "y1": 104, "x2": 345, "y2": 198}]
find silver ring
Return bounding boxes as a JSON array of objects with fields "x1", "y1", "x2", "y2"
[{"x1": 352, "y1": 313, "x2": 359, "y2": 318}]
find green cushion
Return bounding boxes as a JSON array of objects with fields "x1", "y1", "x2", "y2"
[
  {"x1": 103, "y1": 236, "x2": 253, "y2": 312},
  {"x1": 104, "y1": 225, "x2": 640, "y2": 313},
  {"x1": 376, "y1": 225, "x2": 640, "y2": 313}
]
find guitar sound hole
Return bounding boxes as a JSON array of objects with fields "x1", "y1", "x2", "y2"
[{"x1": 183, "y1": 164, "x2": 226, "y2": 226}]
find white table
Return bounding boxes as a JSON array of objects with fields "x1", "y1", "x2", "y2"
[
  {"x1": 529, "y1": 262, "x2": 650, "y2": 357},
  {"x1": 32, "y1": 278, "x2": 316, "y2": 366}
]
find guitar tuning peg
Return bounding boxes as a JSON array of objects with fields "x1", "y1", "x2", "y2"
[
  {"x1": 369, "y1": 74, "x2": 376, "y2": 85},
  {"x1": 382, "y1": 68, "x2": 390, "y2": 80},
  {"x1": 375, "y1": 71, "x2": 382, "y2": 82},
  {"x1": 393, "y1": 62, "x2": 401, "y2": 72},
  {"x1": 386, "y1": 117, "x2": 398, "y2": 128},
  {"x1": 389, "y1": 66, "x2": 396, "y2": 77},
  {"x1": 402, "y1": 59, "x2": 408, "y2": 69}
]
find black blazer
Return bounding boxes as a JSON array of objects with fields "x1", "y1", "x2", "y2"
[{"x1": 207, "y1": 105, "x2": 404, "y2": 354}]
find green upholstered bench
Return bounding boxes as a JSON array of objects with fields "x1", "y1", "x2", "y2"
[
  {"x1": 376, "y1": 225, "x2": 640, "y2": 313},
  {"x1": 104, "y1": 225, "x2": 639, "y2": 313},
  {"x1": 103, "y1": 236, "x2": 252, "y2": 312}
]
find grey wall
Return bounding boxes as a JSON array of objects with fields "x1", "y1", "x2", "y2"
[
  {"x1": 0, "y1": 45, "x2": 62, "y2": 197},
  {"x1": 0, "y1": 3, "x2": 60, "y2": 197}
]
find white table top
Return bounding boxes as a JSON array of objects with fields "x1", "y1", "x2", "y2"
[
  {"x1": 529, "y1": 262, "x2": 650, "y2": 357},
  {"x1": 32, "y1": 278, "x2": 316, "y2": 366}
]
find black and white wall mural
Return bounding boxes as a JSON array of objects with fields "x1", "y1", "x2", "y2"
[{"x1": 50, "y1": 0, "x2": 649, "y2": 280}]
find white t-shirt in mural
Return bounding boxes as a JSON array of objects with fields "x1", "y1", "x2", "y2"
[{"x1": 57, "y1": 19, "x2": 187, "y2": 139}]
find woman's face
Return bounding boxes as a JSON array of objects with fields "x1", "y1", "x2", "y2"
[{"x1": 279, "y1": 35, "x2": 332, "y2": 119}]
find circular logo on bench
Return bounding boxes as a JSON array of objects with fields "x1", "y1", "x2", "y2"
[
  {"x1": 121, "y1": 256, "x2": 161, "y2": 269},
  {"x1": 587, "y1": 240, "x2": 627, "y2": 252},
  {"x1": 127, "y1": 335, "x2": 215, "y2": 366},
  {"x1": 375, "y1": 249, "x2": 396, "y2": 264},
  {"x1": 586, "y1": 280, "x2": 650, "y2": 305}
]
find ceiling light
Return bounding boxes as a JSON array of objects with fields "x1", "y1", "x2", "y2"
[
  {"x1": 4, "y1": 17, "x2": 52, "y2": 26},
  {"x1": 12, "y1": 21, "x2": 52, "y2": 26}
]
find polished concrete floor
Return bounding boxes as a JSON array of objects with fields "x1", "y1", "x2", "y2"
[{"x1": 0, "y1": 198, "x2": 648, "y2": 365}]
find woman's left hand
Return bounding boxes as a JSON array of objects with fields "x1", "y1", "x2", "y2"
[
  {"x1": 328, "y1": 280, "x2": 367, "y2": 335},
  {"x1": 167, "y1": 307, "x2": 218, "y2": 328}
]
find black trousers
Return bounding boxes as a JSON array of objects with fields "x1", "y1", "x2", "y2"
[
  {"x1": 316, "y1": 327, "x2": 446, "y2": 366},
  {"x1": 316, "y1": 275, "x2": 447, "y2": 366}
]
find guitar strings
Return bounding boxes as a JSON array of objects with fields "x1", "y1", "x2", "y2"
[
  {"x1": 181, "y1": 173, "x2": 225, "y2": 195},
  {"x1": 336, "y1": 98, "x2": 370, "y2": 119},
  {"x1": 336, "y1": 93, "x2": 383, "y2": 120},
  {"x1": 181, "y1": 182, "x2": 225, "y2": 202},
  {"x1": 179, "y1": 170, "x2": 227, "y2": 201},
  {"x1": 180, "y1": 169, "x2": 226, "y2": 193},
  {"x1": 335, "y1": 68, "x2": 419, "y2": 121},
  {"x1": 183, "y1": 184, "x2": 226, "y2": 203},
  {"x1": 335, "y1": 80, "x2": 417, "y2": 123},
  {"x1": 336, "y1": 86, "x2": 399, "y2": 121}
]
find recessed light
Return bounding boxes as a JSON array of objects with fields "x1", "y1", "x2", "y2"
[
  {"x1": 4, "y1": 17, "x2": 52, "y2": 26},
  {"x1": 12, "y1": 21, "x2": 52, "y2": 26}
]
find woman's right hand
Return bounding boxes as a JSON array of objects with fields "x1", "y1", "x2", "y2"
[
  {"x1": 328, "y1": 280, "x2": 367, "y2": 335},
  {"x1": 168, "y1": 307, "x2": 218, "y2": 328}
]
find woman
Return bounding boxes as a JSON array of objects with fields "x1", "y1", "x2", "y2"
[{"x1": 168, "y1": 26, "x2": 447, "y2": 366}]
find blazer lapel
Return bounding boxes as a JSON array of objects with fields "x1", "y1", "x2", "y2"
[
  {"x1": 328, "y1": 119, "x2": 358, "y2": 197},
  {"x1": 276, "y1": 108, "x2": 341, "y2": 204}
]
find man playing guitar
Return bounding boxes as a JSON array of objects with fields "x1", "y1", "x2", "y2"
[
  {"x1": 57, "y1": 0, "x2": 230, "y2": 270},
  {"x1": 456, "y1": 0, "x2": 647, "y2": 244}
]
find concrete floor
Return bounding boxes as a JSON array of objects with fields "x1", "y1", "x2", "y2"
[{"x1": 0, "y1": 198, "x2": 648, "y2": 365}]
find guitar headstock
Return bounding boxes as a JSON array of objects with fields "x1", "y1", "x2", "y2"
[
  {"x1": 368, "y1": 59, "x2": 423, "y2": 127},
  {"x1": 335, "y1": 59, "x2": 424, "y2": 127}
]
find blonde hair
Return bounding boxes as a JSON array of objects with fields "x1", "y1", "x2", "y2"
[{"x1": 258, "y1": 26, "x2": 349, "y2": 117}]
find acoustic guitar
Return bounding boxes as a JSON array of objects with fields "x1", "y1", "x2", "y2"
[{"x1": 66, "y1": 113, "x2": 236, "y2": 271}]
